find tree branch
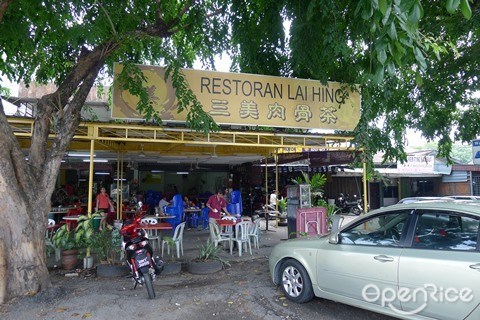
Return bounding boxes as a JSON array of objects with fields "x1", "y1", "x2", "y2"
[
  {"x1": 165, "y1": 0, "x2": 195, "y2": 30},
  {"x1": 29, "y1": 41, "x2": 117, "y2": 175},
  {"x1": 42, "y1": 60, "x2": 104, "y2": 192},
  {"x1": 0, "y1": 0, "x2": 14, "y2": 23},
  {"x1": 168, "y1": 6, "x2": 225, "y2": 35}
]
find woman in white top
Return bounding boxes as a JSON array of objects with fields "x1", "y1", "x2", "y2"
[
  {"x1": 158, "y1": 196, "x2": 170, "y2": 213},
  {"x1": 269, "y1": 191, "x2": 277, "y2": 206}
]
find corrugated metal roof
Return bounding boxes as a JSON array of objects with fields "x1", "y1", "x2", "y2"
[{"x1": 442, "y1": 171, "x2": 468, "y2": 183}]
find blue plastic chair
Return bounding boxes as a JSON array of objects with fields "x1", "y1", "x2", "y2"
[
  {"x1": 197, "y1": 207, "x2": 210, "y2": 229},
  {"x1": 165, "y1": 194, "x2": 184, "y2": 234},
  {"x1": 227, "y1": 190, "x2": 243, "y2": 215}
]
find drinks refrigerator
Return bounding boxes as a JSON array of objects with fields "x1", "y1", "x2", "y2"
[{"x1": 286, "y1": 184, "x2": 311, "y2": 238}]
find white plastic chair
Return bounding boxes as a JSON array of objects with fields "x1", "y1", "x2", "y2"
[
  {"x1": 220, "y1": 217, "x2": 235, "y2": 238},
  {"x1": 45, "y1": 219, "x2": 60, "y2": 261},
  {"x1": 141, "y1": 218, "x2": 160, "y2": 251},
  {"x1": 230, "y1": 221, "x2": 252, "y2": 257},
  {"x1": 162, "y1": 222, "x2": 186, "y2": 259},
  {"x1": 247, "y1": 221, "x2": 260, "y2": 249},
  {"x1": 209, "y1": 221, "x2": 232, "y2": 252}
]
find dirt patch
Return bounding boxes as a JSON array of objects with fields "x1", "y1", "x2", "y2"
[{"x1": 1, "y1": 256, "x2": 394, "y2": 320}]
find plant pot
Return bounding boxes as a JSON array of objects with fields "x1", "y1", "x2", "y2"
[
  {"x1": 162, "y1": 261, "x2": 182, "y2": 275},
  {"x1": 83, "y1": 256, "x2": 94, "y2": 269},
  {"x1": 187, "y1": 260, "x2": 222, "y2": 274},
  {"x1": 96, "y1": 264, "x2": 130, "y2": 277},
  {"x1": 61, "y1": 249, "x2": 79, "y2": 270}
]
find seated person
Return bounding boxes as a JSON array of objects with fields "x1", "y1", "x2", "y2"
[
  {"x1": 183, "y1": 196, "x2": 190, "y2": 208},
  {"x1": 158, "y1": 196, "x2": 170, "y2": 213}
]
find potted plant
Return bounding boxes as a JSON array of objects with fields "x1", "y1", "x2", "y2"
[
  {"x1": 51, "y1": 224, "x2": 80, "y2": 270},
  {"x1": 52, "y1": 212, "x2": 103, "y2": 270},
  {"x1": 294, "y1": 171, "x2": 327, "y2": 206},
  {"x1": 277, "y1": 198, "x2": 288, "y2": 225},
  {"x1": 278, "y1": 198, "x2": 287, "y2": 213},
  {"x1": 160, "y1": 236, "x2": 182, "y2": 274},
  {"x1": 187, "y1": 239, "x2": 230, "y2": 274},
  {"x1": 74, "y1": 212, "x2": 103, "y2": 269},
  {"x1": 90, "y1": 227, "x2": 128, "y2": 277},
  {"x1": 91, "y1": 228, "x2": 122, "y2": 264}
]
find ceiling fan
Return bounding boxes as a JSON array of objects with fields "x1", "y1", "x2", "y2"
[
  {"x1": 139, "y1": 144, "x2": 146, "y2": 158},
  {"x1": 211, "y1": 145, "x2": 218, "y2": 158},
  {"x1": 190, "y1": 158, "x2": 209, "y2": 171}
]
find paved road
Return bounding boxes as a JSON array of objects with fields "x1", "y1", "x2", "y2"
[{"x1": 2, "y1": 256, "x2": 396, "y2": 320}]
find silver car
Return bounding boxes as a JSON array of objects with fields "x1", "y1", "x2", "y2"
[{"x1": 269, "y1": 201, "x2": 480, "y2": 320}]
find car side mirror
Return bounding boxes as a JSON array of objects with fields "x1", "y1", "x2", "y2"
[{"x1": 328, "y1": 232, "x2": 339, "y2": 244}]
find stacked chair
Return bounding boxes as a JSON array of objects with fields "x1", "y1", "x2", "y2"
[
  {"x1": 165, "y1": 194, "x2": 184, "y2": 234},
  {"x1": 226, "y1": 190, "x2": 243, "y2": 216}
]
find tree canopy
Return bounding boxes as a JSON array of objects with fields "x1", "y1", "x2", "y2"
[{"x1": 1, "y1": 0, "x2": 478, "y2": 161}]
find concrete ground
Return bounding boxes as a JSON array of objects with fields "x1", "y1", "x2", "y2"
[
  {"x1": 45, "y1": 218, "x2": 289, "y2": 269},
  {"x1": 161, "y1": 219, "x2": 289, "y2": 263}
]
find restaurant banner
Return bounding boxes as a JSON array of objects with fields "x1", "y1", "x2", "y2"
[
  {"x1": 397, "y1": 155, "x2": 435, "y2": 174},
  {"x1": 112, "y1": 64, "x2": 361, "y2": 131}
]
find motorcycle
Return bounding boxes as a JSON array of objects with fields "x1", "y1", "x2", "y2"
[
  {"x1": 120, "y1": 216, "x2": 164, "y2": 299},
  {"x1": 337, "y1": 193, "x2": 364, "y2": 215},
  {"x1": 253, "y1": 204, "x2": 287, "y2": 225}
]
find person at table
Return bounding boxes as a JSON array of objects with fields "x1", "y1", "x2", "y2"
[
  {"x1": 183, "y1": 195, "x2": 190, "y2": 208},
  {"x1": 158, "y1": 196, "x2": 170, "y2": 213},
  {"x1": 95, "y1": 187, "x2": 114, "y2": 230},
  {"x1": 206, "y1": 188, "x2": 231, "y2": 220}
]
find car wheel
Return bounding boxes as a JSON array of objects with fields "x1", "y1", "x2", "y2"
[{"x1": 279, "y1": 259, "x2": 314, "y2": 303}]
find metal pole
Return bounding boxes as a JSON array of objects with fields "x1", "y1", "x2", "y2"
[
  {"x1": 275, "y1": 151, "x2": 279, "y2": 227},
  {"x1": 86, "y1": 139, "x2": 95, "y2": 258},
  {"x1": 87, "y1": 140, "x2": 95, "y2": 218},
  {"x1": 116, "y1": 151, "x2": 120, "y2": 220},
  {"x1": 363, "y1": 161, "x2": 368, "y2": 213},
  {"x1": 119, "y1": 153, "x2": 124, "y2": 220},
  {"x1": 265, "y1": 155, "x2": 269, "y2": 231}
]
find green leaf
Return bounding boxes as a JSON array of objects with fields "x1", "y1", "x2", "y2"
[
  {"x1": 362, "y1": 2, "x2": 374, "y2": 19},
  {"x1": 446, "y1": 0, "x2": 461, "y2": 14},
  {"x1": 414, "y1": 46, "x2": 426, "y2": 69},
  {"x1": 378, "y1": 0, "x2": 388, "y2": 16},
  {"x1": 415, "y1": 72, "x2": 423, "y2": 87},
  {"x1": 373, "y1": 66, "x2": 385, "y2": 84},
  {"x1": 409, "y1": 3, "x2": 423, "y2": 23},
  {"x1": 386, "y1": 61, "x2": 396, "y2": 75},
  {"x1": 381, "y1": 4, "x2": 392, "y2": 25},
  {"x1": 460, "y1": 0, "x2": 472, "y2": 19},
  {"x1": 377, "y1": 48, "x2": 387, "y2": 65},
  {"x1": 388, "y1": 22, "x2": 397, "y2": 40}
]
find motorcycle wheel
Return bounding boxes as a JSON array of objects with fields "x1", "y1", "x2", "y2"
[{"x1": 144, "y1": 273, "x2": 155, "y2": 299}]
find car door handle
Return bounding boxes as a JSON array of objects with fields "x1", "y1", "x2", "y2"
[
  {"x1": 469, "y1": 263, "x2": 480, "y2": 270},
  {"x1": 374, "y1": 255, "x2": 394, "y2": 262}
]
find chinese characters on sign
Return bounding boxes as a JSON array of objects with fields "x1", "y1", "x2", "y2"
[{"x1": 112, "y1": 64, "x2": 361, "y2": 131}]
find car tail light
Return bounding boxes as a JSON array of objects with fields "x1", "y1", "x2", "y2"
[
  {"x1": 127, "y1": 244, "x2": 137, "y2": 250},
  {"x1": 139, "y1": 240, "x2": 148, "y2": 247}
]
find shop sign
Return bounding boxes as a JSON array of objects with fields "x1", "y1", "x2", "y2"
[
  {"x1": 397, "y1": 156, "x2": 435, "y2": 173},
  {"x1": 112, "y1": 64, "x2": 361, "y2": 131},
  {"x1": 473, "y1": 139, "x2": 480, "y2": 165}
]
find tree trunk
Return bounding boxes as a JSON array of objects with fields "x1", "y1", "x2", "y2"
[{"x1": 0, "y1": 181, "x2": 52, "y2": 303}]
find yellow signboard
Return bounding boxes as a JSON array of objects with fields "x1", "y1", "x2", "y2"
[{"x1": 112, "y1": 64, "x2": 361, "y2": 130}]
